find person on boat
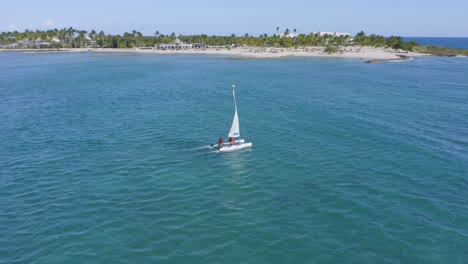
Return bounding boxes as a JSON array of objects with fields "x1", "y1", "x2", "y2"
[
  {"x1": 228, "y1": 137, "x2": 235, "y2": 145},
  {"x1": 218, "y1": 137, "x2": 224, "y2": 147}
]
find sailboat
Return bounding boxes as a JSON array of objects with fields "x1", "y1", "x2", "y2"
[{"x1": 217, "y1": 85, "x2": 252, "y2": 152}]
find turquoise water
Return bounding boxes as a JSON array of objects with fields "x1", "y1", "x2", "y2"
[{"x1": 1, "y1": 52, "x2": 467, "y2": 263}]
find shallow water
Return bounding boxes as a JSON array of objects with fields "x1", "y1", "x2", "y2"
[{"x1": 1, "y1": 52, "x2": 467, "y2": 263}]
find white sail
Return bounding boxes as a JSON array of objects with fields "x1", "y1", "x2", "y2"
[
  {"x1": 228, "y1": 110, "x2": 240, "y2": 138},
  {"x1": 228, "y1": 85, "x2": 240, "y2": 138}
]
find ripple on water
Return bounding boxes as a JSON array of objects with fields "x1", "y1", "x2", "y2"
[{"x1": 1, "y1": 54, "x2": 468, "y2": 263}]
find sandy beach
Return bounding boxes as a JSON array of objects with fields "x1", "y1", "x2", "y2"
[{"x1": 1, "y1": 46, "x2": 427, "y2": 60}]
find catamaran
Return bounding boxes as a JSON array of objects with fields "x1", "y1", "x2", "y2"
[{"x1": 217, "y1": 85, "x2": 252, "y2": 152}]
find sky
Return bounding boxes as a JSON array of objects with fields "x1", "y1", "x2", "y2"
[{"x1": 2, "y1": 0, "x2": 468, "y2": 37}]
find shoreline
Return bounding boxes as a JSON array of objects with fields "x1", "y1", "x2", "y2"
[{"x1": 1, "y1": 46, "x2": 428, "y2": 60}]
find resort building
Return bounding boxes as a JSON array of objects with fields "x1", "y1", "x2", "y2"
[
  {"x1": 193, "y1": 43, "x2": 207, "y2": 49},
  {"x1": 7, "y1": 38, "x2": 51, "y2": 49},
  {"x1": 157, "y1": 38, "x2": 192, "y2": 50},
  {"x1": 280, "y1": 32, "x2": 299, "y2": 38},
  {"x1": 314, "y1": 31, "x2": 352, "y2": 37}
]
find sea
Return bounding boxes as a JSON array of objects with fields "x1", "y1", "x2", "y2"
[
  {"x1": 1, "y1": 51, "x2": 467, "y2": 263},
  {"x1": 404, "y1": 37, "x2": 468, "y2": 49}
]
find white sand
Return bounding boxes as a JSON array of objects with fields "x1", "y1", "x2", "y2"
[{"x1": 1, "y1": 46, "x2": 428, "y2": 60}]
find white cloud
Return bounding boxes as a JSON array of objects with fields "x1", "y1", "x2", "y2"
[{"x1": 43, "y1": 19, "x2": 55, "y2": 29}]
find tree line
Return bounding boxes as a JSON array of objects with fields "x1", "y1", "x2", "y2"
[{"x1": 0, "y1": 28, "x2": 419, "y2": 51}]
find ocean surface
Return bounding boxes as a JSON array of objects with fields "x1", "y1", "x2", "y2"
[
  {"x1": 1, "y1": 52, "x2": 467, "y2": 263},
  {"x1": 404, "y1": 37, "x2": 468, "y2": 49}
]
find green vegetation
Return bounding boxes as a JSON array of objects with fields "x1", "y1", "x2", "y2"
[
  {"x1": 1, "y1": 28, "x2": 466, "y2": 56},
  {"x1": 0, "y1": 28, "x2": 148, "y2": 49},
  {"x1": 414, "y1": 45, "x2": 468, "y2": 56},
  {"x1": 324, "y1": 44, "x2": 338, "y2": 54},
  {"x1": 385, "y1": 36, "x2": 419, "y2": 51},
  {"x1": 354, "y1": 31, "x2": 386, "y2": 47}
]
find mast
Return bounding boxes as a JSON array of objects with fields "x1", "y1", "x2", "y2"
[{"x1": 232, "y1": 84, "x2": 238, "y2": 113}]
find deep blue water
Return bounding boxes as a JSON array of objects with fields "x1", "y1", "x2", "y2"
[
  {"x1": 404, "y1": 37, "x2": 468, "y2": 49},
  {"x1": 1, "y1": 52, "x2": 467, "y2": 263}
]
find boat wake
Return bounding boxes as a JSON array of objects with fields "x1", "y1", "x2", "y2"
[{"x1": 192, "y1": 145, "x2": 217, "y2": 150}]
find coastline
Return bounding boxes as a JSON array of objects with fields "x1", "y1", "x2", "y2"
[{"x1": 0, "y1": 46, "x2": 428, "y2": 60}]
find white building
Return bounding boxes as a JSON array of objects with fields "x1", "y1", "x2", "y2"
[
  {"x1": 280, "y1": 32, "x2": 299, "y2": 38},
  {"x1": 157, "y1": 38, "x2": 192, "y2": 50},
  {"x1": 314, "y1": 31, "x2": 352, "y2": 37},
  {"x1": 15, "y1": 38, "x2": 51, "y2": 48}
]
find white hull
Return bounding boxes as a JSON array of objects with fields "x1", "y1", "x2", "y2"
[
  {"x1": 220, "y1": 139, "x2": 244, "y2": 146},
  {"x1": 218, "y1": 142, "x2": 252, "y2": 152}
]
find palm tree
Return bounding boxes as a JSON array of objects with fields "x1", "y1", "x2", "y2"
[
  {"x1": 58, "y1": 28, "x2": 66, "y2": 46},
  {"x1": 137, "y1": 31, "x2": 143, "y2": 47},
  {"x1": 53, "y1": 28, "x2": 59, "y2": 39},
  {"x1": 98, "y1": 30, "x2": 105, "y2": 47},
  {"x1": 276, "y1": 26, "x2": 279, "y2": 35},
  {"x1": 230, "y1": 33, "x2": 236, "y2": 45},
  {"x1": 131, "y1": 30, "x2": 137, "y2": 46},
  {"x1": 355, "y1": 30, "x2": 366, "y2": 46},
  {"x1": 154, "y1": 31, "x2": 160, "y2": 46},
  {"x1": 387, "y1": 36, "x2": 404, "y2": 51},
  {"x1": 106, "y1": 34, "x2": 113, "y2": 48},
  {"x1": 67, "y1": 27, "x2": 76, "y2": 47},
  {"x1": 122, "y1": 32, "x2": 128, "y2": 47},
  {"x1": 78, "y1": 30, "x2": 86, "y2": 48},
  {"x1": 131, "y1": 30, "x2": 142, "y2": 47},
  {"x1": 89, "y1": 30, "x2": 97, "y2": 47}
]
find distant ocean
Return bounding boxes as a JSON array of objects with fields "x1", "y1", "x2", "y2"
[
  {"x1": 404, "y1": 37, "x2": 468, "y2": 49},
  {"x1": 1, "y1": 52, "x2": 467, "y2": 263}
]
